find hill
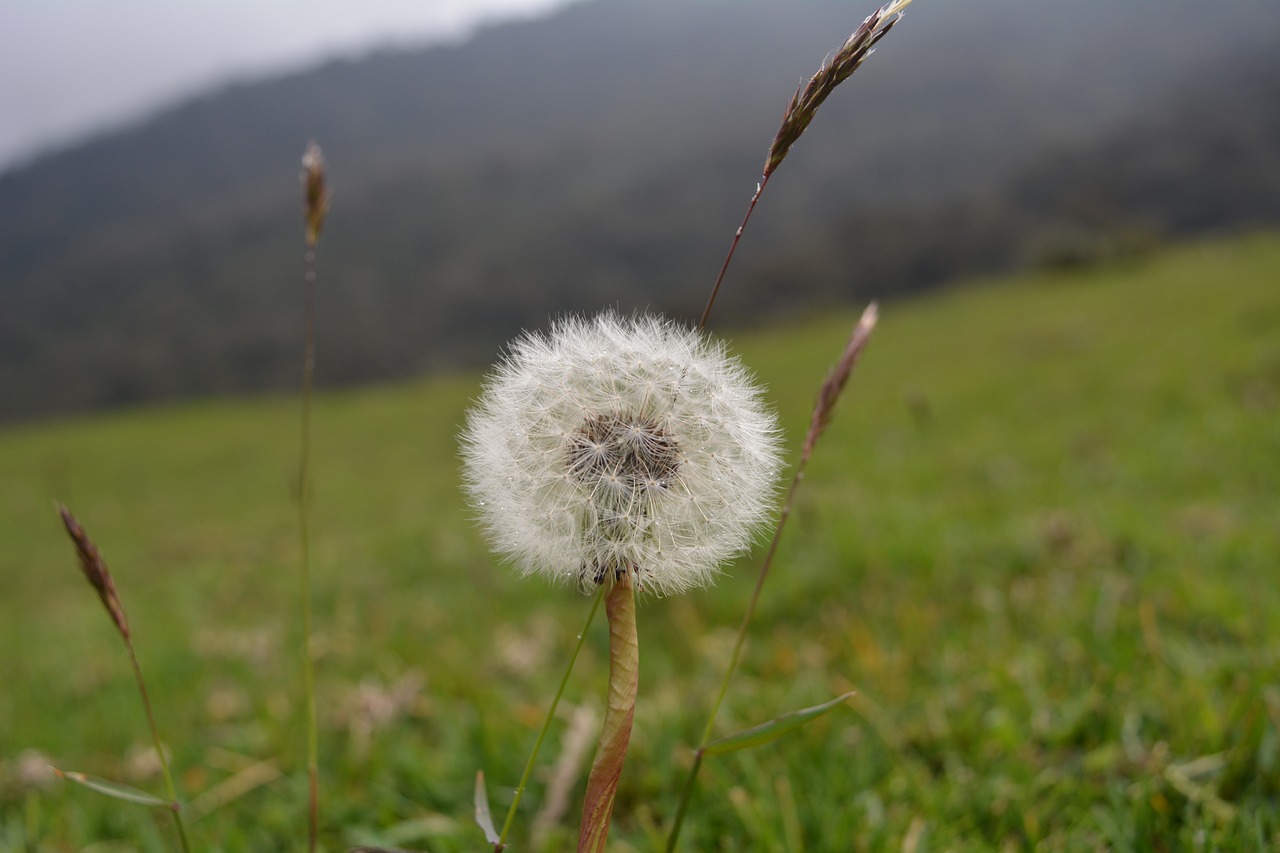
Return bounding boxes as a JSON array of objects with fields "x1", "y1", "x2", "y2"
[
  {"x1": 2, "y1": 0, "x2": 1279, "y2": 421},
  {"x1": 2, "y1": 233, "x2": 1278, "y2": 848},
  {"x1": 734, "y1": 40, "x2": 1280, "y2": 314}
]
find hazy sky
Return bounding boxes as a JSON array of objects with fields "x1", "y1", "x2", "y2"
[{"x1": 0, "y1": 0, "x2": 572, "y2": 173}]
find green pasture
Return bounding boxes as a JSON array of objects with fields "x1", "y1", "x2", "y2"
[{"x1": 1, "y1": 234, "x2": 1278, "y2": 850}]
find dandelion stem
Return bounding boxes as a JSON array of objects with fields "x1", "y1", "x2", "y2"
[
  {"x1": 498, "y1": 584, "x2": 605, "y2": 849},
  {"x1": 578, "y1": 574, "x2": 639, "y2": 853},
  {"x1": 666, "y1": 305, "x2": 878, "y2": 851}
]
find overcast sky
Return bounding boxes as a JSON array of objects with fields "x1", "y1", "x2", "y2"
[{"x1": 0, "y1": 0, "x2": 573, "y2": 173}]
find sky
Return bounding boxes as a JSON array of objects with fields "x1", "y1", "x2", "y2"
[{"x1": 0, "y1": 0, "x2": 573, "y2": 173}]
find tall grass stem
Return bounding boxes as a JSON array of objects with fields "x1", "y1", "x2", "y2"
[
  {"x1": 57, "y1": 505, "x2": 192, "y2": 852},
  {"x1": 699, "y1": 177, "x2": 769, "y2": 330},
  {"x1": 497, "y1": 584, "x2": 605, "y2": 849},
  {"x1": 675, "y1": 10, "x2": 905, "y2": 842},
  {"x1": 125, "y1": 639, "x2": 192, "y2": 853},
  {"x1": 298, "y1": 140, "x2": 328, "y2": 853},
  {"x1": 666, "y1": 305, "x2": 878, "y2": 851},
  {"x1": 299, "y1": 243, "x2": 320, "y2": 853}
]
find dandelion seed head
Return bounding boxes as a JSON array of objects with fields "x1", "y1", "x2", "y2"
[{"x1": 461, "y1": 312, "x2": 782, "y2": 595}]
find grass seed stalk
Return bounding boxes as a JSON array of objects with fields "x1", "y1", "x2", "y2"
[
  {"x1": 57, "y1": 505, "x2": 193, "y2": 853},
  {"x1": 673, "y1": 1, "x2": 908, "y2": 845},
  {"x1": 699, "y1": 0, "x2": 912, "y2": 330},
  {"x1": 666, "y1": 305, "x2": 879, "y2": 850},
  {"x1": 298, "y1": 139, "x2": 330, "y2": 853}
]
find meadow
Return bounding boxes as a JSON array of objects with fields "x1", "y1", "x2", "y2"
[{"x1": 1, "y1": 233, "x2": 1278, "y2": 851}]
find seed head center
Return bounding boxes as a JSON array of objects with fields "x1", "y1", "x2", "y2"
[{"x1": 567, "y1": 413, "x2": 681, "y2": 494}]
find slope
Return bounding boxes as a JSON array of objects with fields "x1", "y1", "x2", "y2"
[{"x1": 1, "y1": 233, "x2": 1277, "y2": 849}]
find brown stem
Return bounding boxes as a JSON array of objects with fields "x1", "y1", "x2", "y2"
[
  {"x1": 699, "y1": 175, "x2": 770, "y2": 331},
  {"x1": 577, "y1": 574, "x2": 639, "y2": 853}
]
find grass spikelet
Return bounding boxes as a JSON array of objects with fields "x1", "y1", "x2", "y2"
[
  {"x1": 700, "y1": 1, "x2": 911, "y2": 329},
  {"x1": 57, "y1": 504, "x2": 129, "y2": 640},
  {"x1": 765, "y1": 1, "x2": 912, "y2": 179},
  {"x1": 302, "y1": 141, "x2": 330, "y2": 249},
  {"x1": 804, "y1": 301, "x2": 879, "y2": 458}
]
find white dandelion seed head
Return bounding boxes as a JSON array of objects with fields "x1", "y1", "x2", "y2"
[{"x1": 460, "y1": 312, "x2": 783, "y2": 596}]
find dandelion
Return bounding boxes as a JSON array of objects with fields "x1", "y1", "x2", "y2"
[
  {"x1": 462, "y1": 312, "x2": 781, "y2": 851},
  {"x1": 461, "y1": 311, "x2": 782, "y2": 597}
]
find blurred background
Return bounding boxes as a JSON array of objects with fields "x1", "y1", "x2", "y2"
[{"x1": 2, "y1": 0, "x2": 1278, "y2": 422}]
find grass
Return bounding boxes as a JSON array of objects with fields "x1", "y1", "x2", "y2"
[{"x1": 1, "y1": 233, "x2": 1278, "y2": 851}]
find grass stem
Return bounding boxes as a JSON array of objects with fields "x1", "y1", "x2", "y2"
[
  {"x1": 498, "y1": 584, "x2": 605, "y2": 849},
  {"x1": 675, "y1": 12, "x2": 905, "y2": 845},
  {"x1": 125, "y1": 640, "x2": 192, "y2": 853},
  {"x1": 299, "y1": 242, "x2": 320, "y2": 853},
  {"x1": 699, "y1": 176, "x2": 769, "y2": 330},
  {"x1": 298, "y1": 141, "x2": 328, "y2": 853},
  {"x1": 666, "y1": 306, "x2": 878, "y2": 851},
  {"x1": 57, "y1": 505, "x2": 192, "y2": 852}
]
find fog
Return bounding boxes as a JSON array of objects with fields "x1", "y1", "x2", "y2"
[{"x1": 0, "y1": 0, "x2": 570, "y2": 172}]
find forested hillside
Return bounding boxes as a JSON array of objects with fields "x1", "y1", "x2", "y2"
[{"x1": 2, "y1": 0, "x2": 1278, "y2": 420}]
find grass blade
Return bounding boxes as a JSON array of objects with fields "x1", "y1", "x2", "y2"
[
  {"x1": 53, "y1": 768, "x2": 174, "y2": 809},
  {"x1": 474, "y1": 771, "x2": 502, "y2": 847},
  {"x1": 701, "y1": 692, "x2": 855, "y2": 757}
]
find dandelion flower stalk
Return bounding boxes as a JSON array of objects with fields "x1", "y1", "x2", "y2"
[
  {"x1": 577, "y1": 573, "x2": 638, "y2": 853},
  {"x1": 57, "y1": 505, "x2": 192, "y2": 853},
  {"x1": 699, "y1": 0, "x2": 911, "y2": 330},
  {"x1": 298, "y1": 140, "x2": 329, "y2": 853}
]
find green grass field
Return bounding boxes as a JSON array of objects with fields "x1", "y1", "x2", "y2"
[{"x1": 2, "y1": 234, "x2": 1278, "y2": 851}]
